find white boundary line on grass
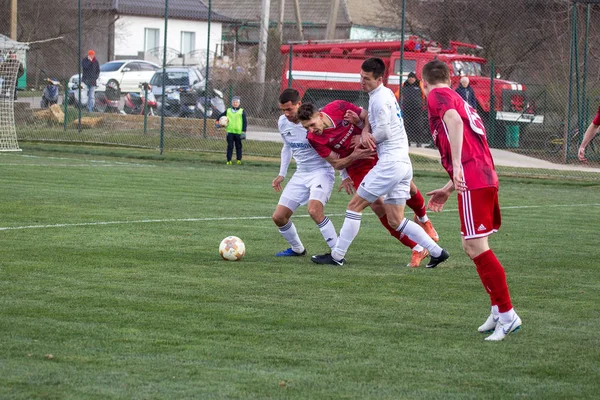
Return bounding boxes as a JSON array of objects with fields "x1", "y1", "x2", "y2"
[{"x1": 1, "y1": 203, "x2": 599, "y2": 232}]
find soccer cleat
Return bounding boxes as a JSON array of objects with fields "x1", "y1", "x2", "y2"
[
  {"x1": 426, "y1": 249, "x2": 449, "y2": 268},
  {"x1": 478, "y1": 313, "x2": 499, "y2": 333},
  {"x1": 311, "y1": 253, "x2": 345, "y2": 266},
  {"x1": 226, "y1": 161, "x2": 232, "y2": 165},
  {"x1": 275, "y1": 248, "x2": 306, "y2": 257},
  {"x1": 237, "y1": 160, "x2": 242, "y2": 165},
  {"x1": 414, "y1": 215, "x2": 439, "y2": 242},
  {"x1": 407, "y1": 248, "x2": 429, "y2": 268},
  {"x1": 484, "y1": 314, "x2": 522, "y2": 341}
]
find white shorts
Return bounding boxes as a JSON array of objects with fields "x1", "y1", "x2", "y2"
[
  {"x1": 357, "y1": 160, "x2": 412, "y2": 204},
  {"x1": 278, "y1": 168, "x2": 335, "y2": 212}
]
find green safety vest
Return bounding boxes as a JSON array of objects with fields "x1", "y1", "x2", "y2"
[{"x1": 226, "y1": 108, "x2": 244, "y2": 134}]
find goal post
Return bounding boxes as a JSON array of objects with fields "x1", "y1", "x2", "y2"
[{"x1": 0, "y1": 35, "x2": 28, "y2": 152}]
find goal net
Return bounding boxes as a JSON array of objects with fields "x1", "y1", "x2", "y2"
[{"x1": 0, "y1": 35, "x2": 28, "y2": 152}]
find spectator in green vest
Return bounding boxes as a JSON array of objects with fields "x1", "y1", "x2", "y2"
[{"x1": 216, "y1": 96, "x2": 247, "y2": 165}]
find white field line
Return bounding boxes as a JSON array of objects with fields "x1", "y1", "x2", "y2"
[
  {"x1": 1, "y1": 203, "x2": 599, "y2": 232},
  {"x1": 1, "y1": 154, "x2": 155, "y2": 168}
]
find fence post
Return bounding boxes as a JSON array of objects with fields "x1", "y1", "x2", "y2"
[
  {"x1": 203, "y1": 0, "x2": 212, "y2": 139},
  {"x1": 63, "y1": 79, "x2": 68, "y2": 131},
  {"x1": 143, "y1": 83, "x2": 148, "y2": 135},
  {"x1": 489, "y1": 60, "x2": 495, "y2": 146},
  {"x1": 159, "y1": 0, "x2": 169, "y2": 155},
  {"x1": 288, "y1": 44, "x2": 293, "y2": 88},
  {"x1": 77, "y1": 0, "x2": 82, "y2": 134}
]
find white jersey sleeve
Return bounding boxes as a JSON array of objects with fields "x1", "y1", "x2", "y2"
[
  {"x1": 368, "y1": 85, "x2": 410, "y2": 163},
  {"x1": 278, "y1": 115, "x2": 333, "y2": 173}
]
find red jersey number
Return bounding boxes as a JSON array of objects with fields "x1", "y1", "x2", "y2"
[{"x1": 464, "y1": 102, "x2": 485, "y2": 136}]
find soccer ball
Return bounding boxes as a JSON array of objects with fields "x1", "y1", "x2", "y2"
[
  {"x1": 219, "y1": 236, "x2": 245, "y2": 261},
  {"x1": 218, "y1": 116, "x2": 229, "y2": 127}
]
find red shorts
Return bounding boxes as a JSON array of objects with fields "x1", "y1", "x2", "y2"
[
  {"x1": 348, "y1": 158, "x2": 377, "y2": 189},
  {"x1": 457, "y1": 187, "x2": 501, "y2": 239}
]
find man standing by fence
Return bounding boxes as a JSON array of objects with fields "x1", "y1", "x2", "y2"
[{"x1": 81, "y1": 50, "x2": 100, "y2": 113}]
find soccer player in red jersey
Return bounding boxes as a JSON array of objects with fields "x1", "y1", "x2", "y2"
[
  {"x1": 421, "y1": 60, "x2": 521, "y2": 341},
  {"x1": 297, "y1": 100, "x2": 438, "y2": 267}
]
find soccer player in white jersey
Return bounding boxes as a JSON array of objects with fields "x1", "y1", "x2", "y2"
[
  {"x1": 312, "y1": 58, "x2": 450, "y2": 267},
  {"x1": 271, "y1": 88, "x2": 339, "y2": 256}
]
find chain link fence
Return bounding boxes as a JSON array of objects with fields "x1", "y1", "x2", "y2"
[{"x1": 3, "y1": 0, "x2": 600, "y2": 180}]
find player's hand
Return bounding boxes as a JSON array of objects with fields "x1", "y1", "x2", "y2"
[
  {"x1": 578, "y1": 146, "x2": 588, "y2": 162},
  {"x1": 425, "y1": 188, "x2": 451, "y2": 212},
  {"x1": 360, "y1": 130, "x2": 376, "y2": 151},
  {"x1": 453, "y1": 168, "x2": 467, "y2": 194},
  {"x1": 272, "y1": 175, "x2": 284, "y2": 192},
  {"x1": 344, "y1": 110, "x2": 360, "y2": 125},
  {"x1": 350, "y1": 135, "x2": 361, "y2": 148},
  {"x1": 351, "y1": 145, "x2": 376, "y2": 161},
  {"x1": 338, "y1": 177, "x2": 355, "y2": 195}
]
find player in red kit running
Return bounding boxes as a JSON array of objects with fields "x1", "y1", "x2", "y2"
[
  {"x1": 421, "y1": 60, "x2": 521, "y2": 341},
  {"x1": 297, "y1": 100, "x2": 438, "y2": 267}
]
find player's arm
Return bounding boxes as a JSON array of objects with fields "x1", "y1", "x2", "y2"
[
  {"x1": 443, "y1": 109, "x2": 467, "y2": 193},
  {"x1": 273, "y1": 140, "x2": 291, "y2": 192},
  {"x1": 578, "y1": 121, "x2": 600, "y2": 161},
  {"x1": 323, "y1": 147, "x2": 373, "y2": 170}
]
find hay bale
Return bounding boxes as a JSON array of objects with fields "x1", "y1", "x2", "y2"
[
  {"x1": 71, "y1": 117, "x2": 103, "y2": 129},
  {"x1": 49, "y1": 104, "x2": 65, "y2": 123}
]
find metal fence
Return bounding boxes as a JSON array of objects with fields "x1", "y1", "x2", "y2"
[{"x1": 5, "y1": 0, "x2": 600, "y2": 180}]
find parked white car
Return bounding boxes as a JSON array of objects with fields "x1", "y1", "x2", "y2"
[{"x1": 68, "y1": 60, "x2": 160, "y2": 93}]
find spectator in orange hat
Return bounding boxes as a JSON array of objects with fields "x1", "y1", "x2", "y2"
[{"x1": 81, "y1": 49, "x2": 100, "y2": 112}]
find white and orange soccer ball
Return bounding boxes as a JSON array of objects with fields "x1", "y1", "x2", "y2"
[
  {"x1": 219, "y1": 236, "x2": 245, "y2": 261},
  {"x1": 218, "y1": 116, "x2": 229, "y2": 127}
]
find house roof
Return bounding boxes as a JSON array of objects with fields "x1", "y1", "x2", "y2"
[
  {"x1": 210, "y1": 0, "x2": 351, "y2": 26},
  {"x1": 82, "y1": 0, "x2": 236, "y2": 23},
  {"x1": 0, "y1": 34, "x2": 29, "y2": 50}
]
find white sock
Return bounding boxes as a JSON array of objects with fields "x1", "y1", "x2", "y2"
[
  {"x1": 278, "y1": 220, "x2": 304, "y2": 253},
  {"x1": 412, "y1": 244, "x2": 424, "y2": 252},
  {"x1": 332, "y1": 210, "x2": 362, "y2": 260},
  {"x1": 317, "y1": 216, "x2": 338, "y2": 250},
  {"x1": 417, "y1": 214, "x2": 430, "y2": 223},
  {"x1": 499, "y1": 308, "x2": 516, "y2": 325},
  {"x1": 397, "y1": 218, "x2": 442, "y2": 257},
  {"x1": 491, "y1": 305, "x2": 499, "y2": 317}
]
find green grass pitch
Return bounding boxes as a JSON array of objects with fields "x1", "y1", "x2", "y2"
[{"x1": 1, "y1": 145, "x2": 599, "y2": 399}]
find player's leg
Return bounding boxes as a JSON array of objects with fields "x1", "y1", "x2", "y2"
[
  {"x1": 311, "y1": 193, "x2": 371, "y2": 266},
  {"x1": 226, "y1": 133, "x2": 234, "y2": 164},
  {"x1": 407, "y1": 180, "x2": 439, "y2": 242},
  {"x1": 457, "y1": 188, "x2": 520, "y2": 341},
  {"x1": 384, "y1": 168, "x2": 448, "y2": 268},
  {"x1": 272, "y1": 176, "x2": 308, "y2": 256},
  {"x1": 234, "y1": 134, "x2": 243, "y2": 164},
  {"x1": 306, "y1": 169, "x2": 338, "y2": 251},
  {"x1": 370, "y1": 198, "x2": 428, "y2": 267}
]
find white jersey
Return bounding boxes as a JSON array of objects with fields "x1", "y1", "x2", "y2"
[
  {"x1": 367, "y1": 84, "x2": 411, "y2": 163},
  {"x1": 278, "y1": 115, "x2": 333, "y2": 174}
]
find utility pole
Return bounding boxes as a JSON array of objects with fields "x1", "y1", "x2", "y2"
[
  {"x1": 277, "y1": 0, "x2": 285, "y2": 44},
  {"x1": 293, "y1": 0, "x2": 304, "y2": 41},
  {"x1": 257, "y1": 0, "x2": 271, "y2": 83},
  {"x1": 11, "y1": 0, "x2": 18, "y2": 40},
  {"x1": 325, "y1": 0, "x2": 340, "y2": 40}
]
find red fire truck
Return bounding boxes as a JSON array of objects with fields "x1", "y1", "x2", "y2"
[{"x1": 280, "y1": 37, "x2": 544, "y2": 128}]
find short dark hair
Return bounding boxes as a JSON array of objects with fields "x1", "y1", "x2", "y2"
[
  {"x1": 422, "y1": 60, "x2": 450, "y2": 85},
  {"x1": 297, "y1": 103, "x2": 318, "y2": 121},
  {"x1": 279, "y1": 88, "x2": 301, "y2": 104},
  {"x1": 361, "y1": 58, "x2": 386, "y2": 79}
]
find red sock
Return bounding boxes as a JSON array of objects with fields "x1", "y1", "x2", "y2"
[
  {"x1": 379, "y1": 215, "x2": 417, "y2": 249},
  {"x1": 473, "y1": 249, "x2": 513, "y2": 313},
  {"x1": 406, "y1": 190, "x2": 426, "y2": 218}
]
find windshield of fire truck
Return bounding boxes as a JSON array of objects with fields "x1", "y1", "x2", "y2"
[{"x1": 452, "y1": 61, "x2": 483, "y2": 77}]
